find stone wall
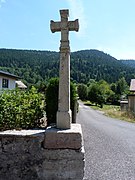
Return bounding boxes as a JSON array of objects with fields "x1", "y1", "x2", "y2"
[
  {"x1": 120, "y1": 100, "x2": 128, "y2": 111},
  {"x1": 0, "y1": 124, "x2": 84, "y2": 180}
]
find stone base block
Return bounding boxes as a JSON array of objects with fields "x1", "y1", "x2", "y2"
[
  {"x1": 57, "y1": 110, "x2": 72, "y2": 129},
  {"x1": 38, "y1": 148, "x2": 85, "y2": 180},
  {"x1": 44, "y1": 123, "x2": 83, "y2": 149}
]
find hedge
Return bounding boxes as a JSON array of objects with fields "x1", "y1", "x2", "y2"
[
  {"x1": 45, "y1": 78, "x2": 77, "y2": 125},
  {"x1": 0, "y1": 87, "x2": 45, "y2": 131}
]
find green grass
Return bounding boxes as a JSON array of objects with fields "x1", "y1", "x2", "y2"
[{"x1": 83, "y1": 101, "x2": 135, "y2": 123}]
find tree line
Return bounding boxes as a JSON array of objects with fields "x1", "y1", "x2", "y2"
[{"x1": 77, "y1": 77, "x2": 129, "y2": 108}]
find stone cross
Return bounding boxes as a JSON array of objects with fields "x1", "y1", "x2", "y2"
[{"x1": 50, "y1": 9, "x2": 79, "y2": 129}]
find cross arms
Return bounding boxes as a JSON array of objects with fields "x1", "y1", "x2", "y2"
[
  {"x1": 50, "y1": 19, "x2": 79, "y2": 33},
  {"x1": 50, "y1": 21, "x2": 61, "y2": 33},
  {"x1": 68, "y1": 19, "x2": 79, "y2": 32}
]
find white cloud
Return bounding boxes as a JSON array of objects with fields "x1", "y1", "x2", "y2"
[
  {"x1": 66, "y1": 0, "x2": 87, "y2": 37},
  {"x1": 0, "y1": 0, "x2": 6, "y2": 8}
]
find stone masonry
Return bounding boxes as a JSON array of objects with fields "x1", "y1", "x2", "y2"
[{"x1": 0, "y1": 127, "x2": 84, "y2": 180}]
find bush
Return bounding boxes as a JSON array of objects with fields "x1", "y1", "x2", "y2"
[
  {"x1": 77, "y1": 83, "x2": 88, "y2": 100},
  {"x1": 45, "y1": 78, "x2": 59, "y2": 125},
  {"x1": 45, "y1": 78, "x2": 77, "y2": 125},
  {"x1": 0, "y1": 87, "x2": 45, "y2": 131},
  {"x1": 88, "y1": 80, "x2": 114, "y2": 108}
]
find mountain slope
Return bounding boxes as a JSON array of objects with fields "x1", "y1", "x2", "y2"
[
  {"x1": 71, "y1": 50, "x2": 135, "y2": 84},
  {"x1": 120, "y1": 60, "x2": 135, "y2": 68},
  {"x1": 0, "y1": 48, "x2": 134, "y2": 85}
]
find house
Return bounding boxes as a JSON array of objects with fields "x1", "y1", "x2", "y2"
[
  {"x1": 129, "y1": 79, "x2": 135, "y2": 93},
  {"x1": 0, "y1": 70, "x2": 27, "y2": 90},
  {"x1": 128, "y1": 79, "x2": 135, "y2": 112}
]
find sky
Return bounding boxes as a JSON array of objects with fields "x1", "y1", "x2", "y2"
[{"x1": 0, "y1": 0, "x2": 135, "y2": 60}]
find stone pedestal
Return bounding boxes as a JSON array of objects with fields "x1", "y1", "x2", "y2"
[
  {"x1": 44, "y1": 123, "x2": 82, "y2": 149},
  {"x1": 43, "y1": 123, "x2": 85, "y2": 180}
]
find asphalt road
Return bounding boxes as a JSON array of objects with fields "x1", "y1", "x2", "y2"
[{"x1": 77, "y1": 101, "x2": 135, "y2": 180}]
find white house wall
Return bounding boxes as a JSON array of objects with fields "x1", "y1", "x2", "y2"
[
  {"x1": 0, "y1": 76, "x2": 16, "y2": 90},
  {"x1": 9, "y1": 79, "x2": 16, "y2": 89}
]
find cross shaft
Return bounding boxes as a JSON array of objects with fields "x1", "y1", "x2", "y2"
[{"x1": 50, "y1": 9, "x2": 79, "y2": 129}]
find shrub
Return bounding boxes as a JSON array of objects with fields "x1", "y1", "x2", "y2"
[
  {"x1": 45, "y1": 78, "x2": 59, "y2": 125},
  {"x1": 0, "y1": 87, "x2": 45, "y2": 131},
  {"x1": 77, "y1": 83, "x2": 88, "y2": 100},
  {"x1": 45, "y1": 78, "x2": 77, "y2": 125},
  {"x1": 88, "y1": 80, "x2": 114, "y2": 108},
  {"x1": 70, "y1": 81, "x2": 78, "y2": 122}
]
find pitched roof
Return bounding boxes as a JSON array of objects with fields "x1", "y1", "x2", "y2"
[
  {"x1": 130, "y1": 79, "x2": 135, "y2": 91},
  {"x1": 0, "y1": 70, "x2": 20, "y2": 79},
  {"x1": 16, "y1": 81, "x2": 27, "y2": 89}
]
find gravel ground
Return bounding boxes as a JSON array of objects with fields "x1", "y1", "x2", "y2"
[{"x1": 77, "y1": 101, "x2": 135, "y2": 180}]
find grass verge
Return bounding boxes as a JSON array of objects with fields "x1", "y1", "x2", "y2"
[{"x1": 83, "y1": 101, "x2": 135, "y2": 123}]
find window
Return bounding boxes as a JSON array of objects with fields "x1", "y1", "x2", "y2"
[{"x1": 2, "y1": 78, "x2": 9, "y2": 88}]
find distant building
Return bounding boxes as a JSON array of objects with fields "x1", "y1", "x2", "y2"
[
  {"x1": 129, "y1": 79, "x2": 135, "y2": 93},
  {"x1": 128, "y1": 79, "x2": 135, "y2": 112},
  {"x1": 0, "y1": 70, "x2": 27, "y2": 90}
]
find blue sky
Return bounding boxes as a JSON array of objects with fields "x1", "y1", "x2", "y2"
[{"x1": 0, "y1": 0, "x2": 135, "y2": 60}]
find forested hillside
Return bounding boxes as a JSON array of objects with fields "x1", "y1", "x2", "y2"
[
  {"x1": 0, "y1": 49, "x2": 59, "y2": 85},
  {"x1": 120, "y1": 60, "x2": 135, "y2": 68},
  {"x1": 0, "y1": 48, "x2": 135, "y2": 86},
  {"x1": 71, "y1": 50, "x2": 135, "y2": 84}
]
